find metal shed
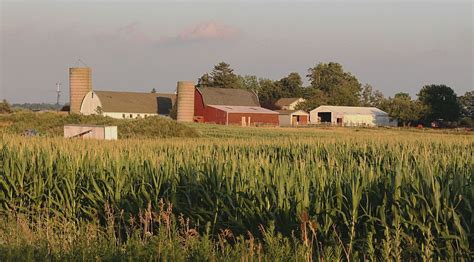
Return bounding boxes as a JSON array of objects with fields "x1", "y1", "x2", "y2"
[
  {"x1": 276, "y1": 110, "x2": 309, "y2": 126},
  {"x1": 309, "y1": 106, "x2": 397, "y2": 127},
  {"x1": 64, "y1": 125, "x2": 118, "y2": 140}
]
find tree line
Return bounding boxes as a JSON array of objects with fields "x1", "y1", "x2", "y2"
[{"x1": 196, "y1": 62, "x2": 473, "y2": 127}]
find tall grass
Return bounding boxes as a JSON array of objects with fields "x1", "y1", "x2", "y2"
[
  {"x1": 0, "y1": 111, "x2": 199, "y2": 138},
  {"x1": 0, "y1": 129, "x2": 472, "y2": 260}
]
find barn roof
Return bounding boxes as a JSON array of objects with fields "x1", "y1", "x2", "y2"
[
  {"x1": 94, "y1": 91, "x2": 176, "y2": 114},
  {"x1": 275, "y1": 110, "x2": 309, "y2": 115},
  {"x1": 275, "y1": 98, "x2": 303, "y2": 107},
  {"x1": 197, "y1": 87, "x2": 260, "y2": 107},
  {"x1": 311, "y1": 106, "x2": 388, "y2": 116},
  {"x1": 209, "y1": 105, "x2": 279, "y2": 114}
]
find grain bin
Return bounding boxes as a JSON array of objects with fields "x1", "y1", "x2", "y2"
[
  {"x1": 69, "y1": 67, "x2": 92, "y2": 114},
  {"x1": 176, "y1": 81, "x2": 195, "y2": 122}
]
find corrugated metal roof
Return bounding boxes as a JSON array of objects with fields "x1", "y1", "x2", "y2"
[
  {"x1": 197, "y1": 87, "x2": 260, "y2": 107},
  {"x1": 95, "y1": 91, "x2": 176, "y2": 114},
  {"x1": 209, "y1": 105, "x2": 279, "y2": 114},
  {"x1": 275, "y1": 98, "x2": 303, "y2": 107},
  {"x1": 275, "y1": 110, "x2": 309, "y2": 115},
  {"x1": 312, "y1": 105, "x2": 388, "y2": 116}
]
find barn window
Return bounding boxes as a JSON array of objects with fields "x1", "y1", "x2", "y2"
[
  {"x1": 130, "y1": 114, "x2": 133, "y2": 118},
  {"x1": 122, "y1": 114, "x2": 125, "y2": 118}
]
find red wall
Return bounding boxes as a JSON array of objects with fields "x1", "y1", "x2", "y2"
[
  {"x1": 299, "y1": 115, "x2": 308, "y2": 125},
  {"x1": 194, "y1": 90, "x2": 227, "y2": 124},
  {"x1": 228, "y1": 113, "x2": 279, "y2": 126},
  {"x1": 194, "y1": 89, "x2": 279, "y2": 126}
]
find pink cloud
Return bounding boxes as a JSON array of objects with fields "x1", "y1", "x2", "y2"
[
  {"x1": 160, "y1": 22, "x2": 241, "y2": 44},
  {"x1": 95, "y1": 22, "x2": 152, "y2": 45}
]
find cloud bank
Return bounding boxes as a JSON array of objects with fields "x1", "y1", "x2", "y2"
[{"x1": 160, "y1": 22, "x2": 241, "y2": 44}]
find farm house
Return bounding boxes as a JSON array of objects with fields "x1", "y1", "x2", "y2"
[
  {"x1": 192, "y1": 87, "x2": 279, "y2": 126},
  {"x1": 309, "y1": 105, "x2": 397, "y2": 127},
  {"x1": 69, "y1": 67, "x2": 176, "y2": 119},
  {"x1": 276, "y1": 110, "x2": 309, "y2": 126},
  {"x1": 275, "y1": 97, "x2": 305, "y2": 110}
]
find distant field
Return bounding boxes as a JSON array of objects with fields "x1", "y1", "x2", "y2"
[{"x1": 0, "y1": 116, "x2": 473, "y2": 260}]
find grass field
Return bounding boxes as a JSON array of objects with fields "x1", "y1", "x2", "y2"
[{"x1": 0, "y1": 116, "x2": 473, "y2": 260}]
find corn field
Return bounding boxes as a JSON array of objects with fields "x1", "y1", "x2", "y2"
[{"x1": 0, "y1": 129, "x2": 473, "y2": 260}]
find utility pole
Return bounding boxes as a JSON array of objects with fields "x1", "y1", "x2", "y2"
[{"x1": 56, "y1": 82, "x2": 62, "y2": 110}]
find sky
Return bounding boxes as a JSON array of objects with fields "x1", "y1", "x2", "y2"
[{"x1": 0, "y1": 0, "x2": 472, "y2": 104}]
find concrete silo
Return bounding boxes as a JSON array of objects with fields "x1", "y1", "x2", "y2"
[
  {"x1": 69, "y1": 67, "x2": 92, "y2": 114},
  {"x1": 176, "y1": 81, "x2": 195, "y2": 122}
]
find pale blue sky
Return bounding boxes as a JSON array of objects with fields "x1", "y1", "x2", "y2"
[{"x1": 1, "y1": 0, "x2": 472, "y2": 103}]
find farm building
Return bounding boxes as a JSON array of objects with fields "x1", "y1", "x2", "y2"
[
  {"x1": 275, "y1": 97, "x2": 305, "y2": 110},
  {"x1": 192, "y1": 87, "x2": 279, "y2": 126},
  {"x1": 70, "y1": 67, "x2": 175, "y2": 119},
  {"x1": 69, "y1": 67, "x2": 279, "y2": 126},
  {"x1": 276, "y1": 110, "x2": 309, "y2": 126},
  {"x1": 80, "y1": 91, "x2": 175, "y2": 119},
  {"x1": 64, "y1": 125, "x2": 118, "y2": 140},
  {"x1": 310, "y1": 105, "x2": 397, "y2": 127}
]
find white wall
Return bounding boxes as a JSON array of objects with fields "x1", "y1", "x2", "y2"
[
  {"x1": 278, "y1": 115, "x2": 292, "y2": 126},
  {"x1": 282, "y1": 98, "x2": 305, "y2": 110},
  {"x1": 80, "y1": 91, "x2": 102, "y2": 115},
  {"x1": 310, "y1": 109, "x2": 396, "y2": 127},
  {"x1": 103, "y1": 112, "x2": 159, "y2": 119}
]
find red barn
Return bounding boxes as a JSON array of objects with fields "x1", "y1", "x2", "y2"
[{"x1": 194, "y1": 87, "x2": 279, "y2": 126}]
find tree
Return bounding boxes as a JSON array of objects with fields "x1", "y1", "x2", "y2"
[
  {"x1": 0, "y1": 99, "x2": 13, "y2": 114},
  {"x1": 151, "y1": 88, "x2": 157, "y2": 93},
  {"x1": 295, "y1": 89, "x2": 328, "y2": 112},
  {"x1": 382, "y1": 93, "x2": 424, "y2": 126},
  {"x1": 197, "y1": 62, "x2": 241, "y2": 89},
  {"x1": 459, "y1": 91, "x2": 473, "y2": 118},
  {"x1": 279, "y1": 72, "x2": 303, "y2": 97},
  {"x1": 197, "y1": 73, "x2": 212, "y2": 87},
  {"x1": 418, "y1": 84, "x2": 461, "y2": 122},
  {"x1": 237, "y1": 75, "x2": 260, "y2": 93},
  {"x1": 306, "y1": 62, "x2": 361, "y2": 106},
  {"x1": 360, "y1": 84, "x2": 385, "y2": 107},
  {"x1": 459, "y1": 91, "x2": 474, "y2": 127},
  {"x1": 258, "y1": 78, "x2": 283, "y2": 109}
]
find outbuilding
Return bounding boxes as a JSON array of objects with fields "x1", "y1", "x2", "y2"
[
  {"x1": 80, "y1": 91, "x2": 175, "y2": 119},
  {"x1": 275, "y1": 97, "x2": 306, "y2": 110},
  {"x1": 64, "y1": 125, "x2": 117, "y2": 140},
  {"x1": 276, "y1": 110, "x2": 309, "y2": 126},
  {"x1": 309, "y1": 105, "x2": 397, "y2": 127},
  {"x1": 194, "y1": 87, "x2": 279, "y2": 126}
]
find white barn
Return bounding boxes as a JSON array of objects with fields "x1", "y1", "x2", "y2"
[
  {"x1": 309, "y1": 106, "x2": 397, "y2": 127},
  {"x1": 80, "y1": 91, "x2": 175, "y2": 119}
]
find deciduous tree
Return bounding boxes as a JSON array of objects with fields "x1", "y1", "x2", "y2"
[
  {"x1": 418, "y1": 84, "x2": 461, "y2": 122},
  {"x1": 381, "y1": 93, "x2": 424, "y2": 126},
  {"x1": 306, "y1": 62, "x2": 361, "y2": 106}
]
